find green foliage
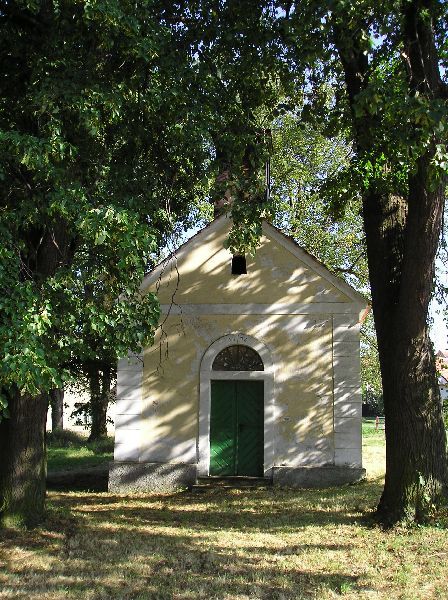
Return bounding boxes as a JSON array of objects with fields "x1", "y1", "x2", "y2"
[
  {"x1": 270, "y1": 112, "x2": 368, "y2": 287},
  {"x1": 360, "y1": 314, "x2": 383, "y2": 399},
  {"x1": 0, "y1": 1, "x2": 214, "y2": 412},
  {"x1": 0, "y1": 227, "x2": 65, "y2": 398},
  {"x1": 225, "y1": 190, "x2": 273, "y2": 256}
]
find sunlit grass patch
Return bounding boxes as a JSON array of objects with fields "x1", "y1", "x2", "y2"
[
  {"x1": 46, "y1": 431, "x2": 113, "y2": 472},
  {"x1": 1, "y1": 487, "x2": 447, "y2": 599},
  {"x1": 362, "y1": 418, "x2": 385, "y2": 481}
]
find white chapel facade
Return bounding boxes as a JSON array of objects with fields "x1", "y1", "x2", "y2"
[{"x1": 109, "y1": 216, "x2": 368, "y2": 491}]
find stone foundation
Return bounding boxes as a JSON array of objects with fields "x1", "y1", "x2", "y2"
[
  {"x1": 272, "y1": 465, "x2": 366, "y2": 488},
  {"x1": 108, "y1": 462, "x2": 197, "y2": 492},
  {"x1": 109, "y1": 462, "x2": 366, "y2": 492}
]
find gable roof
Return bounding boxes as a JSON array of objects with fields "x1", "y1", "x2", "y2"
[{"x1": 140, "y1": 215, "x2": 368, "y2": 310}]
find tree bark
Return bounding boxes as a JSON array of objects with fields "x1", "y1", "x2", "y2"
[
  {"x1": 333, "y1": 2, "x2": 448, "y2": 524},
  {"x1": 0, "y1": 218, "x2": 74, "y2": 527},
  {"x1": 50, "y1": 388, "x2": 64, "y2": 431},
  {"x1": 88, "y1": 367, "x2": 111, "y2": 442},
  {"x1": 364, "y1": 160, "x2": 448, "y2": 523},
  {"x1": 0, "y1": 388, "x2": 48, "y2": 527}
]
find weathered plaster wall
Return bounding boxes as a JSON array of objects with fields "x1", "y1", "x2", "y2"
[
  {"x1": 333, "y1": 314, "x2": 362, "y2": 467},
  {"x1": 141, "y1": 313, "x2": 335, "y2": 470},
  {"x1": 114, "y1": 353, "x2": 143, "y2": 462}
]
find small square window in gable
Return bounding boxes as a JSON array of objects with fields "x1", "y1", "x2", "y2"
[{"x1": 231, "y1": 254, "x2": 247, "y2": 275}]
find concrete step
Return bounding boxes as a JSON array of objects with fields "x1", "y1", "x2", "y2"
[{"x1": 191, "y1": 476, "x2": 272, "y2": 492}]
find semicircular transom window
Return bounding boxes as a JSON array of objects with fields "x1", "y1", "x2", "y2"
[{"x1": 212, "y1": 345, "x2": 264, "y2": 371}]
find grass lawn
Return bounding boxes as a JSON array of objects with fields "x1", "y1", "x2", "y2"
[
  {"x1": 46, "y1": 431, "x2": 114, "y2": 473},
  {"x1": 1, "y1": 423, "x2": 447, "y2": 599}
]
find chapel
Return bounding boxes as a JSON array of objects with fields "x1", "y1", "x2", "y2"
[{"x1": 109, "y1": 215, "x2": 367, "y2": 491}]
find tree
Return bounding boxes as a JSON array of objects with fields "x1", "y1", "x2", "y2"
[
  {"x1": 49, "y1": 388, "x2": 64, "y2": 431},
  {"x1": 286, "y1": 1, "x2": 448, "y2": 522},
  {"x1": 63, "y1": 235, "x2": 170, "y2": 442},
  {"x1": 271, "y1": 113, "x2": 367, "y2": 285},
  {"x1": 327, "y1": 0, "x2": 448, "y2": 523},
  {"x1": 0, "y1": 0, "x2": 211, "y2": 527},
  {"x1": 2, "y1": 0, "x2": 446, "y2": 527}
]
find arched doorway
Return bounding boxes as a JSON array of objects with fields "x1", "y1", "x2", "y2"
[
  {"x1": 198, "y1": 333, "x2": 275, "y2": 477},
  {"x1": 210, "y1": 345, "x2": 264, "y2": 476}
]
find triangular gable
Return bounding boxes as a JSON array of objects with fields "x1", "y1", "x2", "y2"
[{"x1": 141, "y1": 215, "x2": 368, "y2": 312}]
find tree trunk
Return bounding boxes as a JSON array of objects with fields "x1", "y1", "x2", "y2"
[
  {"x1": 88, "y1": 367, "x2": 110, "y2": 442},
  {"x1": 0, "y1": 388, "x2": 48, "y2": 528},
  {"x1": 363, "y1": 160, "x2": 448, "y2": 523},
  {"x1": 332, "y1": 2, "x2": 448, "y2": 523},
  {"x1": 378, "y1": 331, "x2": 447, "y2": 523},
  {"x1": 50, "y1": 388, "x2": 64, "y2": 431}
]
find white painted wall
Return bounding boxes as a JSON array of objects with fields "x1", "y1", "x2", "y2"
[{"x1": 45, "y1": 386, "x2": 115, "y2": 434}]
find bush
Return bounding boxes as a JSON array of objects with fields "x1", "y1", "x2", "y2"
[{"x1": 87, "y1": 436, "x2": 114, "y2": 454}]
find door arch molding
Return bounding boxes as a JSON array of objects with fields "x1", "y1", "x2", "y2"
[{"x1": 198, "y1": 332, "x2": 275, "y2": 476}]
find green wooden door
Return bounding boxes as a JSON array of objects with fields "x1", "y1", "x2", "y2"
[{"x1": 210, "y1": 380, "x2": 264, "y2": 476}]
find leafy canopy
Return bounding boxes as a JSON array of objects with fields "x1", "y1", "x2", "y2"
[{"x1": 0, "y1": 0, "x2": 214, "y2": 412}]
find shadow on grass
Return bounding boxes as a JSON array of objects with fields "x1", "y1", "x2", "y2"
[
  {"x1": 45, "y1": 474, "x2": 385, "y2": 529},
  {"x1": 0, "y1": 477, "x2": 387, "y2": 599},
  {"x1": 0, "y1": 524, "x2": 361, "y2": 599}
]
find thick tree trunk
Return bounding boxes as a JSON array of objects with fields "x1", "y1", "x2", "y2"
[
  {"x1": 378, "y1": 331, "x2": 447, "y2": 522},
  {"x1": 0, "y1": 388, "x2": 48, "y2": 527},
  {"x1": 363, "y1": 160, "x2": 448, "y2": 523},
  {"x1": 333, "y1": 1, "x2": 448, "y2": 523},
  {"x1": 88, "y1": 367, "x2": 110, "y2": 442},
  {"x1": 50, "y1": 388, "x2": 64, "y2": 431}
]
